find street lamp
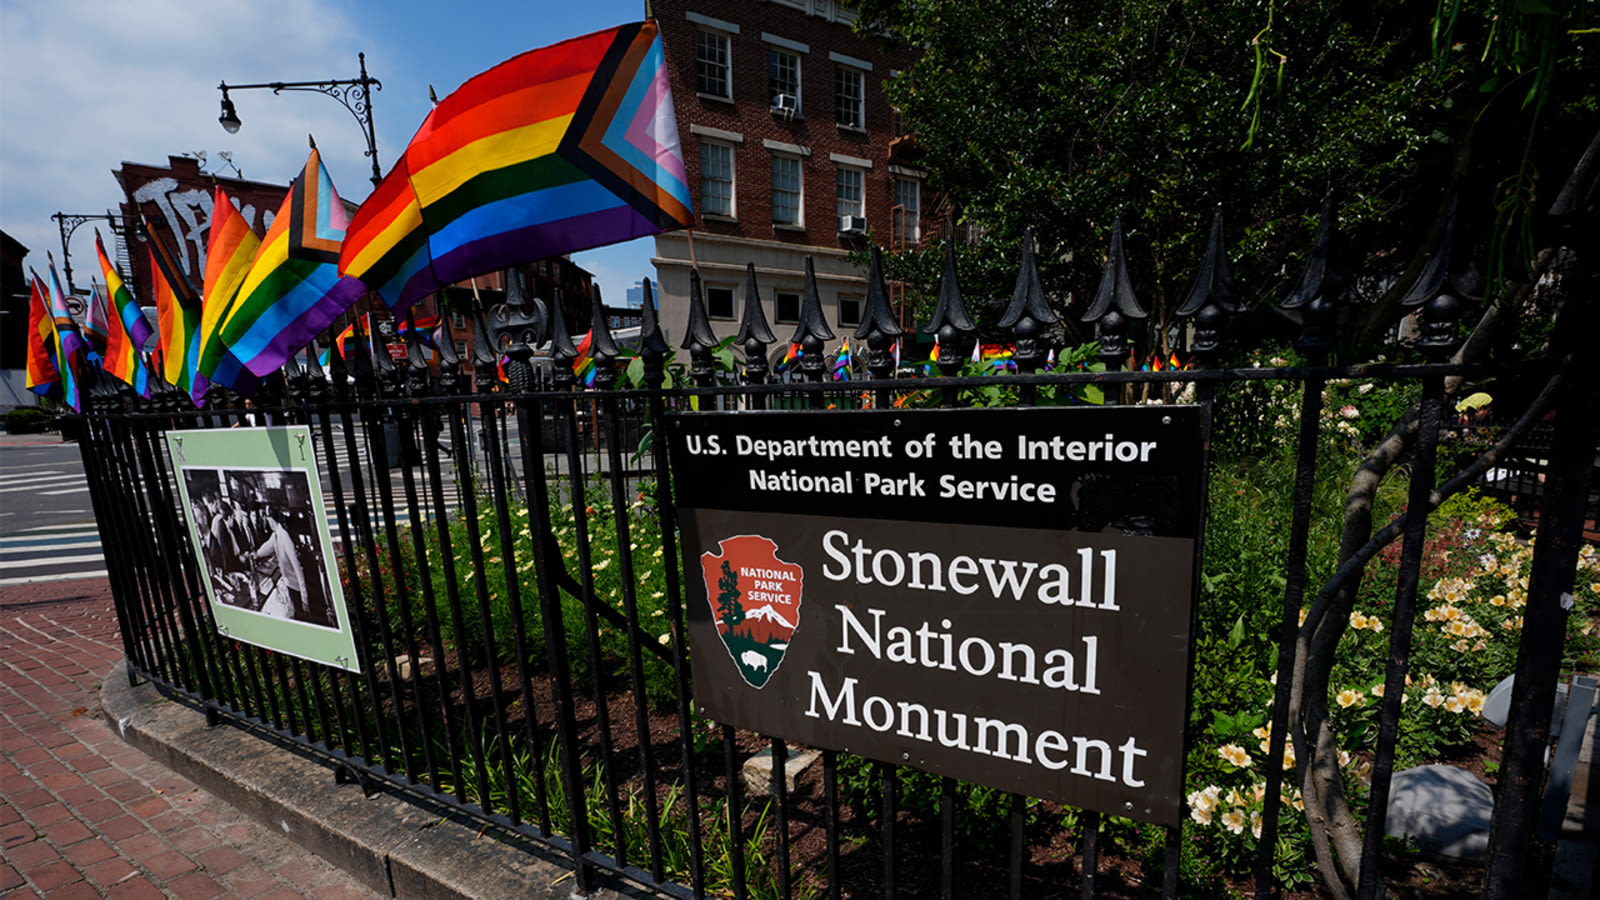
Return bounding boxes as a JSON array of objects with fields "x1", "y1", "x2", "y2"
[
  {"x1": 51, "y1": 211, "x2": 123, "y2": 295},
  {"x1": 217, "y1": 53, "x2": 384, "y2": 185}
]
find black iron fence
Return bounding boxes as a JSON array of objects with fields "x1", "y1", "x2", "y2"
[{"x1": 70, "y1": 213, "x2": 1598, "y2": 899}]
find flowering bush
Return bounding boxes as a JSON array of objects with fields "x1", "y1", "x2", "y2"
[{"x1": 1326, "y1": 492, "x2": 1600, "y2": 764}]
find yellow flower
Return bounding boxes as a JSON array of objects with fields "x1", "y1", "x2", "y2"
[
  {"x1": 1490, "y1": 594, "x2": 1506, "y2": 607},
  {"x1": 1252, "y1": 724, "x2": 1272, "y2": 741},
  {"x1": 1423, "y1": 687, "x2": 1445, "y2": 708},
  {"x1": 1445, "y1": 696, "x2": 1465, "y2": 714},
  {"x1": 1338, "y1": 749, "x2": 1353, "y2": 768},
  {"x1": 1337, "y1": 689, "x2": 1365, "y2": 708},
  {"x1": 1371, "y1": 683, "x2": 1385, "y2": 698},
  {"x1": 1190, "y1": 804, "x2": 1214, "y2": 826},
  {"x1": 1299, "y1": 607, "x2": 1308, "y2": 626},
  {"x1": 1464, "y1": 690, "x2": 1486, "y2": 714},
  {"x1": 1451, "y1": 639, "x2": 1472, "y2": 653},
  {"x1": 1251, "y1": 809, "x2": 1264, "y2": 839},
  {"x1": 1221, "y1": 809, "x2": 1246, "y2": 835},
  {"x1": 1219, "y1": 744, "x2": 1252, "y2": 767}
]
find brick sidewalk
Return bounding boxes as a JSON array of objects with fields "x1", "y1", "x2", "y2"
[{"x1": 1, "y1": 577, "x2": 383, "y2": 899}]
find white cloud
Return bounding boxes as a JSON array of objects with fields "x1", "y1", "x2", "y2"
[{"x1": 0, "y1": 0, "x2": 384, "y2": 280}]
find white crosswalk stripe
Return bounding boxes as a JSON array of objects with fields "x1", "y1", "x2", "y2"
[{"x1": 0, "y1": 523, "x2": 107, "y2": 587}]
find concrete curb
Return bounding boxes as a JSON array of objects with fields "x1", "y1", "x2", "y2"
[{"x1": 100, "y1": 660, "x2": 668, "y2": 900}]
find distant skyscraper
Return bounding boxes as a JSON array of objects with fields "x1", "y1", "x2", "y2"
[{"x1": 624, "y1": 281, "x2": 645, "y2": 310}]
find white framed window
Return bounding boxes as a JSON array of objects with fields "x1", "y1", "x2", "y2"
[
  {"x1": 834, "y1": 66, "x2": 864, "y2": 128},
  {"x1": 706, "y1": 285, "x2": 736, "y2": 319},
  {"x1": 769, "y1": 48, "x2": 801, "y2": 110},
  {"x1": 836, "y1": 167, "x2": 864, "y2": 219},
  {"x1": 449, "y1": 310, "x2": 466, "y2": 329},
  {"x1": 837, "y1": 295, "x2": 862, "y2": 328},
  {"x1": 771, "y1": 155, "x2": 803, "y2": 226},
  {"x1": 775, "y1": 291, "x2": 801, "y2": 323},
  {"x1": 453, "y1": 340, "x2": 469, "y2": 359},
  {"x1": 695, "y1": 29, "x2": 732, "y2": 98},
  {"x1": 895, "y1": 177, "x2": 920, "y2": 243},
  {"x1": 699, "y1": 141, "x2": 734, "y2": 217}
]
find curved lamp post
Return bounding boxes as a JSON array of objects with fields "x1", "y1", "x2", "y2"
[
  {"x1": 217, "y1": 53, "x2": 383, "y2": 185},
  {"x1": 50, "y1": 211, "x2": 122, "y2": 295}
]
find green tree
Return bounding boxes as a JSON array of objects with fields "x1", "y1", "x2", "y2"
[
  {"x1": 715, "y1": 560, "x2": 744, "y2": 629},
  {"x1": 854, "y1": 0, "x2": 1597, "y2": 355}
]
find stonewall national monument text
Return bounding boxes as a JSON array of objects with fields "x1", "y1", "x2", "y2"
[{"x1": 669, "y1": 406, "x2": 1205, "y2": 825}]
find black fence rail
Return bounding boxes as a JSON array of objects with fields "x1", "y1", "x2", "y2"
[{"x1": 70, "y1": 212, "x2": 1598, "y2": 900}]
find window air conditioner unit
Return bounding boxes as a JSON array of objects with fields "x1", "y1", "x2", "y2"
[
  {"x1": 839, "y1": 215, "x2": 867, "y2": 235},
  {"x1": 771, "y1": 93, "x2": 798, "y2": 118}
]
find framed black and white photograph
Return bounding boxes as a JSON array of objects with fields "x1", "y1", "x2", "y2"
[{"x1": 168, "y1": 427, "x2": 361, "y2": 672}]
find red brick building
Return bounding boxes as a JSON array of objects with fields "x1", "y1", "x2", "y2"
[
  {"x1": 651, "y1": 0, "x2": 922, "y2": 352},
  {"x1": 112, "y1": 156, "x2": 288, "y2": 308}
]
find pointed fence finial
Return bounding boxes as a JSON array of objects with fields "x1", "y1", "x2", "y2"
[
  {"x1": 734, "y1": 263, "x2": 775, "y2": 385},
  {"x1": 1177, "y1": 205, "x2": 1241, "y2": 366},
  {"x1": 636, "y1": 277, "x2": 670, "y2": 388},
  {"x1": 855, "y1": 246, "x2": 904, "y2": 379},
  {"x1": 1281, "y1": 191, "x2": 1344, "y2": 355},
  {"x1": 1083, "y1": 219, "x2": 1145, "y2": 370},
  {"x1": 680, "y1": 268, "x2": 720, "y2": 386},
  {"x1": 546, "y1": 289, "x2": 578, "y2": 389},
  {"x1": 923, "y1": 235, "x2": 977, "y2": 374},
  {"x1": 790, "y1": 257, "x2": 836, "y2": 382},
  {"x1": 998, "y1": 227, "x2": 1059, "y2": 372},
  {"x1": 1400, "y1": 181, "x2": 1467, "y2": 358},
  {"x1": 588, "y1": 283, "x2": 618, "y2": 388}
]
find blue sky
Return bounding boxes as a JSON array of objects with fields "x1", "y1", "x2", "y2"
[{"x1": 0, "y1": 0, "x2": 655, "y2": 304}]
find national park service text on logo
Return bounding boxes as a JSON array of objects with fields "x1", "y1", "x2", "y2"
[{"x1": 700, "y1": 534, "x2": 803, "y2": 688}]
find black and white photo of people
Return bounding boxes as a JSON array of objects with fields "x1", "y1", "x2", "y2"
[{"x1": 182, "y1": 467, "x2": 337, "y2": 629}]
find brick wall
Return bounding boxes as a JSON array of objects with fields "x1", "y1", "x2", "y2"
[{"x1": 654, "y1": 0, "x2": 918, "y2": 250}]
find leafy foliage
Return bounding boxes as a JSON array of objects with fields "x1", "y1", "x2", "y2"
[{"x1": 853, "y1": 0, "x2": 1598, "y2": 351}]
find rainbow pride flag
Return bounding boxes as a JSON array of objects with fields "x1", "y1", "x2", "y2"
[
  {"x1": 779, "y1": 342, "x2": 801, "y2": 370},
  {"x1": 45, "y1": 259, "x2": 89, "y2": 365},
  {"x1": 100, "y1": 288, "x2": 152, "y2": 399},
  {"x1": 832, "y1": 337, "x2": 851, "y2": 381},
  {"x1": 93, "y1": 238, "x2": 152, "y2": 398},
  {"x1": 196, "y1": 187, "x2": 262, "y2": 392},
  {"x1": 339, "y1": 21, "x2": 692, "y2": 313},
  {"x1": 219, "y1": 149, "x2": 368, "y2": 379},
  {"x1": 146, "y1": 222, "x2": 203, "y2": 399},
  {"x1": 95, "y1": 231, "x2": 154, "y2": 352},
  {"x1": 83, "y1": 282, "x2": 110, "y2": 355},
  {"x1": 572, "y1": 329, "x2": 597, "y2": 386},
  {"x1": 25, "y1": 276, "x2": 61, "y2": 402}
]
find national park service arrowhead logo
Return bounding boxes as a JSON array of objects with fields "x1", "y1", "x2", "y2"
[{"x1": 700, "y1": 534, "x2": 803, "y2": 688}]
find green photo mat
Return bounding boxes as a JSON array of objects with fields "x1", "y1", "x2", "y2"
[{"x1": 166, "y1": 426, "x2": 361, "y2": 673}]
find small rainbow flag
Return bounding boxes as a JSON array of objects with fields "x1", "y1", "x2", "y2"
[
  {"x1": 95, "y1": 231, "x2": 154, "y2": 352},
  {"x1": 94, "y1": 239, "x2": 152, "y2": 398},
  {"x1": 24, "y1": 276, "x2": 61, "y2": 403},
  {"x1": 220, "y1": 148, "x2": 368, "y2": 379},
  {"x1": 832, "y1": 337, "x2": 851, "y2": 381},
  {"x1": 572, "y1": 329, "x2": 597, "y2": 386},
  {"x1": 83, "y1": 282, "x2": 110, "y2": 355},
  {"x1": 339, "y1": 21, "x2": 692, "y2": 313},
  {"x1": 146, "y1": 222, "x2": 203, "y2": 399},
  {"x1": 196, "y1": 187, "x2": 262, "y2": 392},
  {"x1": 44, "y1": 259, "x2": 89, "y2": 365},
  {"x1": 780, "y1": 342, "x2": 801, "y2": 369}
]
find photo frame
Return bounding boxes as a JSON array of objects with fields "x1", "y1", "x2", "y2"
[{"x1": 167, "y1": 426, "x2": 361, "y2": 672}]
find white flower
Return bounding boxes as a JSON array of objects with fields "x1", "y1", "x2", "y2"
[{"x1": 1340, "y1": 405, "x2": 1360, "y2": 419}]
